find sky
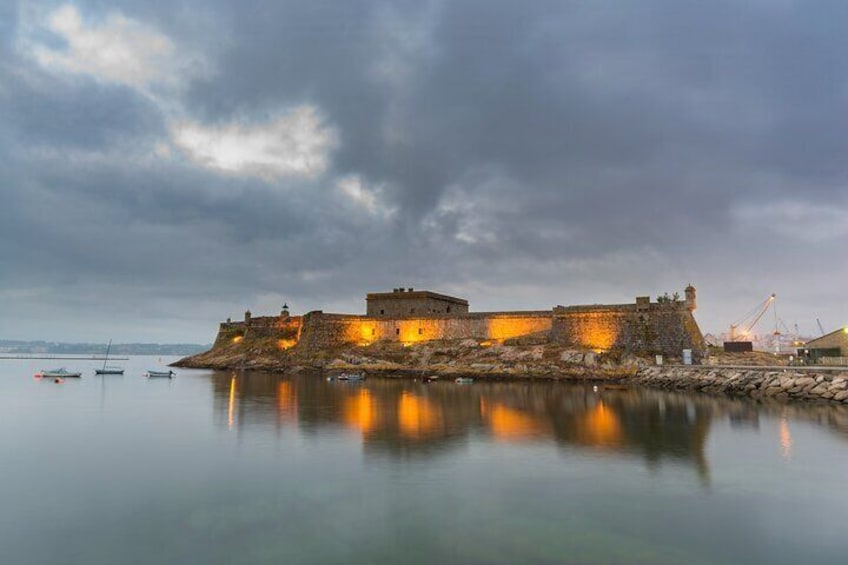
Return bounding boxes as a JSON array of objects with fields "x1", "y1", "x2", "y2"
[{"x1": 1, "y1": 1, "x2": 847, "y2": 344}]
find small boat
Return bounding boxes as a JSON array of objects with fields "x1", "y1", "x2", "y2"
[
  {"x1": 423, "y1": 375, "x2": 439, "y2": 384},
  {"x1": 455, "y1": 377, "x2": 474, "y2": 385},
  {"x1": 36, "y1": 368, "x2": 82, "y2": 378},
  {"x1": 146, "y1": 370, "x2": 176, "y2": 378},
  {"x1": 95, "y1": 340, "x2": 124, "y2": 375},
  {"x1": 336, "y1": 372, "x2": 365, "y2": 381}
]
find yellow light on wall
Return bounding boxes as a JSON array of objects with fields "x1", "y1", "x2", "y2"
[
  {"x1": 232, "y1": 335, "x2": 243, "y2": 343},
  {"x1": 277, "y1": 338, "x2": 297, "y2": 350}
]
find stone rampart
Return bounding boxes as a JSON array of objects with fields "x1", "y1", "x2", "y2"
[
  {"x1": 296, "y1": 311, "x2": 552, "y2": 351},
  {"x1": 214, "y1": 316, "x2": 303, "y2": 349},
  {"x1": 551, "y1": 302, "x2": 705, "y2": 359}
]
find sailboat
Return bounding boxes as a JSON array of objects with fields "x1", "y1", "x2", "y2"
[{"x1": 95, "y1": 340, "x2": 124, "y2": 375}]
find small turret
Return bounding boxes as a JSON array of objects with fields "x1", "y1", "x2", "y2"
[
  {"x1": 685, "y1": 285, "x2": 697, "y2": 312},
  {"x1": 281, "y1": 302, "x2": 290, "y2": 318},
  {"x1": 244, "y1": 309, "x2": 252, "y2": 325}
]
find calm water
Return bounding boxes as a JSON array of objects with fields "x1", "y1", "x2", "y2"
[{"x1": 2, "y1": 357, "x2": 848, "y2": 564}]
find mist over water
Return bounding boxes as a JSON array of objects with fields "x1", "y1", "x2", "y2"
[{"x1": 3, "y1": 357, "x2": 847, "y2": 564}]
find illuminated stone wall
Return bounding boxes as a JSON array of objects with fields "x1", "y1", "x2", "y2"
[
  {"x1": 214, "y1": 316, "x2": 302, "y2": 348},
  {"x1": 296, "y1": 311, "x2": 552, "y2": 350},
  {"x1": 551, "y1": 303, "x2": 705, "y2": 359}
]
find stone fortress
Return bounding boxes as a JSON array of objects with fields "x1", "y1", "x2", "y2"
[{"x1": 213, "y1": 285, "x2": 706, "y2": 360}]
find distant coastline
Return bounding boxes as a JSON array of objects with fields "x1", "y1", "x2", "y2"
[{"x1": 0, "y1": 340, "x2": 210, "y2": 356}]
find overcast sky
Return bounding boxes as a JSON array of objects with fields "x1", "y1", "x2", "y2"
[{"x1": 1, "y1": 1, "x2": 847, "y2": 343}]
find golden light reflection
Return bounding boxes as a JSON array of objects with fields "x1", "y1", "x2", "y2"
[
  {"x1": 398, "y1": 392, "x2": 440, "y2": 438},
  {"x1": 780, "y1": 417, "x2": 793, "y2": 460},
  {"x1": 344, "y1": 388, "x2": 378, "y2": 434},
  {"x1": 227, "y1": 376, "x2": 237, "y2": 430},
  {"x1": 277, "y1": 338, "x2": 297, "y2": 350},
  {"x1": 232, "y1": 335, "x2": 243, "y2": 343},
  {"x1": 277, "y1": 381, "x2": 297, "y2": 422},
  {"x1": 480, "y1": 398, "x2": 548, "y2": 441},
  {"x1": 576, "y1": 402, "x2": 622, "y2": 447}
]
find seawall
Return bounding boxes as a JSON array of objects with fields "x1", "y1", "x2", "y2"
[{"x1": 634, "y1": 366, "x2": 848, "y2": 404}]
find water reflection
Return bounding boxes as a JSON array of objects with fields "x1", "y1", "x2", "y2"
[{"x1": 212, "y1": 374, "x2": 718, "y2": 475}]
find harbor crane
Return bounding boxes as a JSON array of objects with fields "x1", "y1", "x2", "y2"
[
  {"x1": 729, "y1": 294, "x2": 776, "y2": 341},
  {"x1": 816, "y1": 318, "x2": 826, "y2": 336}
]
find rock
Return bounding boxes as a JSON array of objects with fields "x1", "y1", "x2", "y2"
[
  {"x1": 583, "y1": 352, "x2": 598, "y2": 367},
  {"x1": 560, "y1": 350, "x2": 584, "y2": 364},
  {"x1": 834, "y1": 390, "x2": 848, "y2": 402},
  {"x1": 794, "y1": 377, "x2": 815, "y2": 388},
  {"x1": 809, "y1": 384, "x2": 830, "y2": 396}
]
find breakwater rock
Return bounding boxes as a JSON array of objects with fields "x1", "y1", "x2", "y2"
[{"x1": 634, "y1": 367, "x2": 848, "y2": 404}]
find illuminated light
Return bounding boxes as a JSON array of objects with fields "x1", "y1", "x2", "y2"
[
  {"x1": 486, "y1": 317, "x2": 552, "y2": 341},
  {"x1": 479, "y1": 341, "x2": 493, "y2": 347},
  {"x1": 343, "y1": 389, "x2": 378, "y2": 434},
  {"x1": 277, "y1": 338, "x2": 297, "y2": 350},
  {"x1": 780, "y1": 418, "x2": 792, "y2": 460},
  {"x1": 232, "y1": 335, "x2": 243, "y2": 343},
  {"x1": 228, "y1": 376, "x2": 237, "y2": 430},
  {"x1": 398, "y1": 392, "x2": 441, "y2": 438},
  {"x1": 480, "y1": 398, "x2": 548, "y2": 441},
  {"x1": 843, "y1": 327, "x2": 848, "y2": 334}
]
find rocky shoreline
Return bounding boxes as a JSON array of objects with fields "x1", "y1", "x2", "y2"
[{"x1": 173, "y1": 339, "x2": 848, "y2": 404}]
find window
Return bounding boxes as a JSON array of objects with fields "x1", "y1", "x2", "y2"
[
  {"x1": 410, "y1": 308, "x2": 415, "y2": 313},
  {"x1": 447, "y1": 306, "x2": 451, "y2": 313},
  {"x1": 396, "y1": 328, "x2": 400, "y2": 335},
  {"x1": 372, "y1": 328, "x2": 376, "y2": 336},
  {"x1": 380, "y1": 309, "x2": 384, "y2": 315},
  {"x1": 418, "y1": 328, "x2": 423, "y2": 335}
]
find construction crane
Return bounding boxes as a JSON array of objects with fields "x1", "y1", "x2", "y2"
[
  {"x1": 816, "y1": 318, "x2": 826, "y2": 336},
  {"x1": 729, "y1": 294, "x2": 776, "y2": 341}
]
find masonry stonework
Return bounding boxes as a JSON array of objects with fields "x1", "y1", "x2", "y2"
[{"x1": 210, "y1": 287, "x2": 705, "y2": 361}]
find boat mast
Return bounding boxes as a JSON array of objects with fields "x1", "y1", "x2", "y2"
[{"x1": 102, "y1": 339, "x2": 112, "y2": 371}]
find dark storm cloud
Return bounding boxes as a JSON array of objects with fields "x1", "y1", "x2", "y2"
[{"x1": 2, "y1": 0, "x2": 847, "y2": 341}]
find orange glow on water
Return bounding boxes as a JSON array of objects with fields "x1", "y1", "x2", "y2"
[
  {"x1": 780, "y1": 418, "x2": 792, "y2": 460},
  {"x1": 480, "y1": 399, "x2": 548, "y2": 441},
  {"x1": 344, "y1": 389, "x2": 378, "y2": 434},
  {"x1": 227, "y1": 376, "x2": 237, "y2": 430},
  {"x1": 579, "y1": 402, "x2": 622, "y2": 447},
  {"x1": 398, "y1": 392, "x2": 440, "y2": 437},
  {"x1": 277, "y1": 381, "x2": 297, "y2": 422}
]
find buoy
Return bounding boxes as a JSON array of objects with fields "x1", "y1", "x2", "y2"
[
  {"x1": 592, "y1": 385, "x2": 599, "y2": 392},
  {"x1": 54, "y1": 378, "x2": 63, "y2": 384}
]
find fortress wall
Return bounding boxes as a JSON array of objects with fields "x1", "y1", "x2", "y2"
[
  {"x1": 551, "y1": 304, "x2": 705, "y2": 359},
  {"x1": 297, "y1": 311, "x2": 552, "y2": 351},
  {"x1": 214, "y1": 316, "x2": 303, "y2": 349}
]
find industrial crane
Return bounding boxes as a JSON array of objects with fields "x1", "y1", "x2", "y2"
[{"x1": 729, "y1": 294, "x2": 776, "y2": 341}]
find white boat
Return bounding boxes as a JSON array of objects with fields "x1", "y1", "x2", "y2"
[
  {"x1": 336, "y1": 372, "x2": 365, "y2": 381},
  {"x1": 455, "y1": 377, "x2": 474, "y2": 385},
  {"x1": 146, "y1": 370, "x2": 176, "y2": 378},
  {"x1": 36, "y1": 368, "x2": 82, "y2": 378}
]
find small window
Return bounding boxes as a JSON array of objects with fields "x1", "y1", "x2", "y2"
[
  {"x1": 380, "y1": 309, "x2": 384, "y2": 315},
  {"x1": 396, "y1": 328, "x2": 400, "y2": 335},
  {"x1": 418, "y1": 328, "x2": 423, "y2": 335},
  {"x1": 410, "y1": 308, "x2": 415, "y2": 313},
  {"x1": 372, "y1": 328, "x2": 376, "y2": 336},
  {"x1": 447, "y1": 306, "x2": 451, "y2": 313}
]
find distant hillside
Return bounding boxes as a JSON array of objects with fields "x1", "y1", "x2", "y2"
[{"x1": 0, "y1": 340, "x2": 210, "y2": 356}]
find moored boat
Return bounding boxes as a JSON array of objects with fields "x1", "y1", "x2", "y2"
[
  {"x1": 146, "y1": 370, "x2": 176, "y2": 378},
  {"x1": 336, "y1": 372, "x2": 365, "y2": 381},
  {"x1": 36, "y1": 368, "x2": 82, "y2": 378},
  {"x1": 95, "y1": 340, "x2": 123, "y2": 375},
  {"x1": 455, "y1": 377, "x2": 474, "y2": 385}
]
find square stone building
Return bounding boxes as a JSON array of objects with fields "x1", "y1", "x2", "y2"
[{"x1": 366, "y1": 288, "x2": 469, "y2": 317}]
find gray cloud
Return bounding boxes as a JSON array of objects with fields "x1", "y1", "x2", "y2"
[{"x1": 1, "y1": 0, "x2": 847, "y2": 342}]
